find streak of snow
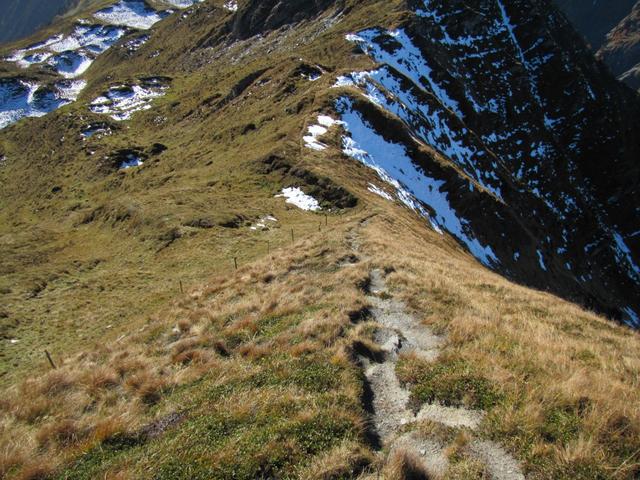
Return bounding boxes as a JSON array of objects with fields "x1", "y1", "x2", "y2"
[
  {"x1": 612, "y1": 232, "x2": 640, "y2": 283},
  {"x1": 345, "y1": 29, "x2": 463, "y2": 119},
  {"x1": 337, "y1": 97, "x2": 497, "y2": 266},
  {"x1": 537, "y1": 250, "x2": 547, "y2": 271},
  {"x1": 622, "y1": 307, "x2": 640, "y2": 328},
  {"x1": 368, "y1": 183, "x2": 394, "y2": 201},
  {"x1": 334, "y1": 67, "x2": 503, "y2": 199},
  {"x1": 163, "y1": 0, "x2": 204, "y2": 7},
  {"x1": 223, "y1": 1, "x2": 238, "y2": 12}
]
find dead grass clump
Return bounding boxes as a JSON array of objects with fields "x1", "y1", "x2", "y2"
[
  {"x1": 173, "y1": 348, "x2": 215, "y2": 365},
  {"x1": 170, "y1": 337, "x2": 202, "y2": 357},
  {"x1": 15, "y1": 461, "x2": 56, "y2": 480},
  {"x1": 384, "y1": 448, "x2": 431, "y2": 480},
  {"x1": 237, "y1": 342, "x2": 272, "y2": 359},
  {"x1": 444, "y1": 456, "x2": 487, "y2": 480},
  {"x1": 289, "y1": 340, "x2": 321, "y2": 357},
  {"x1": 91, "y1": 416, "x2": 131, "y2": 444},
  {"x1": 444, "y1": 430, "x2": 472, "y2": 462},
  {"x1": 177, "y1": 318, "x2": 192, "y2": 333},
  {"x1": 297, "y1": 440, "x2": 373, "y2": 479},
  {"x1": 84, "y1": 367, "x2": 120, "y2": 395},
  {"x1": 13, "y1": 397, "x2": 52, "y2": 424},
  {"x1": 0, "y1": 442, "x2": 26, "y2": 478},
  {"x1": 35, "y1": 370, "x2": 75, "y2": 397},
  {"x1": 36, "y1": 419, "x2": 88, "y2": 448},
  {"x1": 125, "y1": 372, "x2": 168, "y2": 406},
  {"x1": 113, "y1": 354, "x2": 148, "y2": 379}
]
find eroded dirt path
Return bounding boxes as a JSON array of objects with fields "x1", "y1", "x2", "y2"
[{"x1": 345, "y1": 223, "x2": 525, "y2": 479}]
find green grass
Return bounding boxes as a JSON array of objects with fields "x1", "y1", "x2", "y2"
[
  {"x1": 0, "y1": 0, "x2": 379, "y2": 385},
  {"x1": 56, "y1": 353, "x2": 364, "y2": 479},
  {"x1": 396, "y1": 355, "x2": 502, "y2": 411}
]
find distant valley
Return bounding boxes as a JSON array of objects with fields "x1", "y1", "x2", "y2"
[
  {"x1": 557, "y1": 0, "x2": 640, "y2": 89},
  {"x1": 0, "y1": 0, "x2": 79, "y2": 45}
]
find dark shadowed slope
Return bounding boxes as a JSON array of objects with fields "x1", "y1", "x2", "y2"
[
  {"x1": 0, "y1": 0, "x2": 75, "y2": 45},
  {"x1": 554, "y1": 0, "x2": 637, "y2": 49},
  {"x1": 555, "y1": 0, "x2": 640, "y2": 89}
]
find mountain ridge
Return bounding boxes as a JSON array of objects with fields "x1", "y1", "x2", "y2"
[{"x1": 1, "y1": 0, "x2": 639, "y2": 478}]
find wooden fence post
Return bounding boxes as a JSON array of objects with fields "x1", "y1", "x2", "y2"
[{"x1": 45, "y1": 350, "x2": 57, "y2": 370}]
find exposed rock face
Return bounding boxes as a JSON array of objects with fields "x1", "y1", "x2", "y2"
[
  {"x1": 333, "y1": 0, "x2": 640, "y2": 324},
  {"x1": 230, "y1": 0, "x2": 341, "y2": 39}
]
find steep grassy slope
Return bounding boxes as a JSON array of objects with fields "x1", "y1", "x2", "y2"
[
  {"x1": 2, "y1": 195, "x2": 639, "y2": 479},
  {"x1": 0, "y1": 0, "x2": 639, "y2": 479}
]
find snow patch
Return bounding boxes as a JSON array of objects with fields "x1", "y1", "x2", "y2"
[
  {"x1": 223, "y1": 1, "x2": 238, "y2": 12},
  {"x1": 89, "y1": 80, "x2": 168, "y2": 121},
  {"x1": 123, "y1": 34, "x2": 150, "y2": 52},
  {"x1": 0, "y1": 79, "x2": 86, "y2": 130},
  {"x1": 119, "y1": 153, "x2": 143, "y2": 169},
  {"x1": 94, "y1": 1, "x2": 166, "y2": 30},
  {"x1": 303, "y1": 114, "x2": 344, "y2": 151},
  {"x1": 81, "y1": 123, "x2": 112, "y2": 138},
  {"x1": 6, "y1": 25, "x2": 127, "y2": 77},
  {"x1": 250, "y1": 215, "x2": 278, "y2": 231},
  {"x1": 277, "y1": 187, "x2": 321, "y2": 211},
  {"x1": 48, "y1": 52, "x2": 94, "y2": 78}
]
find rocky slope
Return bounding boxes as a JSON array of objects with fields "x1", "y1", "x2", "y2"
[{"x1": 332, "y1": 0, "x2": 640, "y2": 324}]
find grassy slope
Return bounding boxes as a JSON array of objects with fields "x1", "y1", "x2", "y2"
[{"x1": 0, "y1": 0, "x2": 639, "y2": 478}]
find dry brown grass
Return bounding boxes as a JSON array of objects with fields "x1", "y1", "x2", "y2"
[
  {"x1": 2, "y1": 191, "x2": 639, "y2": 478},
  {"x1": 358, "y1": 209, "x2": 640, "y2": 479},
  {"x1": 383, "y1": 448, "x2": 432, "y2": 480},
  {"x1": 0, "y1": 216, "x2": 376, "y2": 478},
  {"x1": 296, "y1": 440, "x2": 375, "y2": 479}
]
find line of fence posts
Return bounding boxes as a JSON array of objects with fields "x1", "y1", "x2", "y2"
[{"x1": 223, "y1": 213, "x2": 330, "y2": 276}]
